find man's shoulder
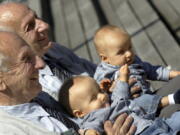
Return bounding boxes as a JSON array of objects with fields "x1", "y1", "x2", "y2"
[{"x1": 0, "y1": 110, "x2": 58, "y2": 135}]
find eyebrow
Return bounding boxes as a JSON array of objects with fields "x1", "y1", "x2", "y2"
[{"x1": 21, "y1": 11, "x2": 36, "y2": 30}]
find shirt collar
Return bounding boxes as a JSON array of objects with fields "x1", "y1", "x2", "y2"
[
  {"x1": 39, "y1": 65, "x2": 53, "y2": 76},
  {"x1": 0, "y1": 102, "x2": 49, "y2": 118}
]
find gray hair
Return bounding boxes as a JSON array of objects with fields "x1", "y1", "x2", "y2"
[
  {"x1": 0, "y1": 30, "x2": 12, "y2": 72},
  {"x1": 0, "y1": 52, "x2": 8, "y2": 72},
  {"x1": 0, "y1": 25, "x2": 14, "y2": 32}
]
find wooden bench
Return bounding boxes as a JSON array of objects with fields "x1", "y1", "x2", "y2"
[
  {"x1": 98, "y1": 0, "x2": 180, "y2": 89},
  {"x1": 8, "y1": 0, "x2": 180, "y2": 89},
  {"x1": 151, "y1": 0, "x2": 180, "y2": 40}
]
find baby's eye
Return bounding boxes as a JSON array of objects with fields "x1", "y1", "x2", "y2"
[
  {"x1": 91, "y1": 95, "x2": 97, "y2": 100},
  {"x1": 118, "y1": 50, "x2": 125, "y2": 54}
]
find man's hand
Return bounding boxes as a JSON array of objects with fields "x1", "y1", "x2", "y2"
[
  {"x1": 104, "y1": 113, "x2": 136, "y2": 135},
  {"x1": 128, "y1": 78, "x2": 142, "y2": 99}
]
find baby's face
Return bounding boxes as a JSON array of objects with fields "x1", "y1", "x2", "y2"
[
  {"x1": 104, "y1": 31, "x2": 134, "y2": 66},
  {"x1": 70, "y1": 77, "x2": 110, "y2": 116}
]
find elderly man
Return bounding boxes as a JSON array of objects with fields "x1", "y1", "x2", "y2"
[{"x1": 0, "y1": 31, "x2": 137, "y2": 135}]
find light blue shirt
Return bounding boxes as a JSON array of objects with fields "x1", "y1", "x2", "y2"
[
  {"x1": 0, "y1": 102, "x2": 68, "y2": 133},
  {"x1": 39, "y1": 43, "x2": 97, "y2": 100},
  {"x1": 39, "y1": 65, "x2": 62, "y2": 100}
]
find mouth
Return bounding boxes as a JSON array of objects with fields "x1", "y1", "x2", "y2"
[
  {"x1": 38, "y1": 36, "x2": 50, "y2": 44},
  {"x1": 126, "y1": 58, "x2": 134, "y2": 65},
  {"x1": 38, "y1": 37, "x2": 52, "y2": 50},
  {"x1": 104, "y1": 102, "x2": 110, "y2": 107}
]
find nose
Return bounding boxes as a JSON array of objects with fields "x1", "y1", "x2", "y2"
[
  {"x1": 34, "y1": 56, "x2": 45, "y2": 69},
  {"x1": 36, "y1": 19, "x2": 49, "y2": 33},
  {"x1": 98, "y1": 93, "x2": 108, "y2": 103}
]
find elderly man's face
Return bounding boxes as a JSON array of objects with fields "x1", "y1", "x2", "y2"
[
  {"x1": 0, "y1": 32, "x2": 45, "y2": 103},
  {"x1": 0, "y1": 3, "x2": 52, "y2": 56}
]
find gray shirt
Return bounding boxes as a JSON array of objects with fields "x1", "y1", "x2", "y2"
[
  {"x1": 73, "y1": 80, "x2": 161, "y2": 135},
  {"x1": 94, "y1": 56, "x2": 170, "y2": 93}
]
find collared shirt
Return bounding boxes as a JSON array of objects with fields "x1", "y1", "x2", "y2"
[
  {"x1": 39, "y1": 65, "x2": 62, "y2": 100},
  {"x1": 0, "y1": 110, "x2": 59, "y2": 135},
  {"x1": 39, "y1": 43, "x2": 97, "y2": 100},
  {"x1": 0, "y1": 102, "x2": 68, "y2": 133}
]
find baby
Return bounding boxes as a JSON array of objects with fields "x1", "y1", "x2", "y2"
[
  {"x1": 93, "y1": 25, "x2": 180, "y2": 94},
  {"x1": 58, "y1": 66, "x2": 180, "y2": 135}
]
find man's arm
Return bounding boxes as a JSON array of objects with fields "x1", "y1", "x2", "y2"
[{"x1": 44, "y1": 43, "x2": 97, "y2": 77}]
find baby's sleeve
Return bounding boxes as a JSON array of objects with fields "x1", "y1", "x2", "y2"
[{"x1": 111, "y1": 80, "x2": 129, "y2": 103}]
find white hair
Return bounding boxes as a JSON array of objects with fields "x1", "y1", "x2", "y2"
[
  {"x1": 0, "y1": 25, "x2": 14, "y2": 32},
  {"x1": 0, "y1": 52, "x2": 8, "y2": 72},
  {"x1": 0, "y1": 30, "x2": 12, "y2": 72},
  {"x1": 0, "y1": 0, "x2": 27, "y2": 4}
]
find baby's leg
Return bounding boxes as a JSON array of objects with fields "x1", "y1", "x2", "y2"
[
  {"x1": 159, "y1": 88, "x2": 180, "y2": 109},
  {"x1": 156, "y1": 76, "x2": 180, "y2": 118},
  {"x1": 165, "y1": 111, "x2": 180, "y2": 132}
]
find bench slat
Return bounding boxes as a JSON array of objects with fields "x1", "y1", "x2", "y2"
[
  {"x1": 61, "y1": 0, "x2": 90, "y2": 60},
  {"x1": 76, "y1": 0, "x2": 100, "y2": 63},
  {"x1": 50, "y1": 0, "x2": 69, "y2": 47},
  {"x1": 146, "y1": 21, "x2": 180, "y2": 70}
]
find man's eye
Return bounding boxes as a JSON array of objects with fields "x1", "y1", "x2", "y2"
[
  {"x1": 27, "y1": 21, "x2": 35, "y2": 31},
  {"x1": 21, "y1": 56, "x2": 32, "y2": 63}
]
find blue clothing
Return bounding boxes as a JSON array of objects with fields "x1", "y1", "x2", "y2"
[
  {"x1": 44, "y1": 43, "x2": 96, "y2": 78},
  {"x1": 72, "y1": 80, "x2": 180, "y2": 135},
  {"x1": 94, "y1": 56, "x2": 170, "y2": 93}
]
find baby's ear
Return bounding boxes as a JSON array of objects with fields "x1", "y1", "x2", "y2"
[{"x1": 73, "y1": 109, "x2": 86, "y2": 118}]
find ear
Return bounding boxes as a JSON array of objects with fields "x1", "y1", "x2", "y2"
[
  {"x1": 100, "y1": 53, "x2": 108, "y2": 63},
  {"x1": 73, "y1": 109, "x2": 86, "y2": 118},
  {"x1": 0, "y1": 79, "x2": 7, "y2": 91}
]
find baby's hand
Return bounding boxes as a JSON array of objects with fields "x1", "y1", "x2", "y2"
[
  {"x1": 99, "y1": 78, "x2": 112, "y2": 93},
  {"x1": 118, "y1": 64, "x2": 129, "y2": 82},
  {"x1": 79, "y1": 129, "x2": 100, "y2": 135}
]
